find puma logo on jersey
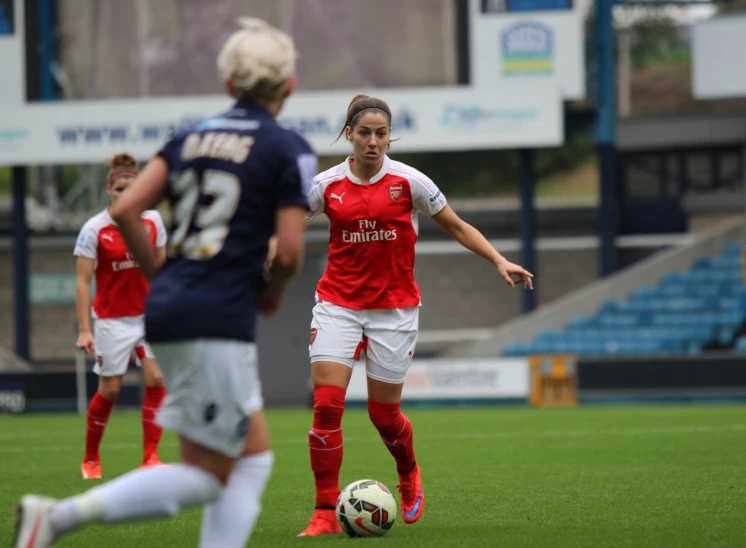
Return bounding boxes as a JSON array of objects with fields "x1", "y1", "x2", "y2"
[
  {"x1": 309, "y1": 431, "x2": 331, "y2": 446},
  {"x1": 101, "y1": 233, "x2": 114, "y2": 242},
  {"x1": 330, "y1": 192, "x2": 345, "y2": 204}
]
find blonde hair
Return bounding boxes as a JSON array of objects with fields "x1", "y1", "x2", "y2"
[{"x1": 217, "y1": 18, "x2": 297, "y2": 102}]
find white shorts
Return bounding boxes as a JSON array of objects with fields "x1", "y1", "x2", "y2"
[
  {"x1": 309, "y1": 301, "x2": 419, "y2": 384},
  {"x1": 151, "y1": 339, "x2": 263, "y2": 458},
  {"x1": 94, "y1": 316, "x2": 154, "y2": 377}
]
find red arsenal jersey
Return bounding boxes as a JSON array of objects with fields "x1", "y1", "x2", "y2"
[
  {"x1": 308, "y1": 155, "x2": 447, "y2": 310},
  {"x1": 74, "y1": 209, "x2": 167, "y2": 319}
]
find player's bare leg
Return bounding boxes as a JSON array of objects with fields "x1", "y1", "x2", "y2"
[
  {"x1": 140, "y1": 356, "x2": 166, "y2": 468},
  {"x1": 82, "y1": 375, "x2": 122, "y2": 479},
  {"x1": 367, "y1": 377, "x2": 423, "y2": 524},
  {"x1": 299, "y1": 360, "x2": 353, "y2": 537},
  {"x1": 200, "y1": 410, "x2": 274, "y2": 547}
]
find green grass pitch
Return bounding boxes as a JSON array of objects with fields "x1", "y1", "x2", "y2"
[{"x1": 1, "y1": 405, "x2": 745, "y2": 547}]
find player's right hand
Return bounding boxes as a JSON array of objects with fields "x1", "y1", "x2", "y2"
[{"x1": 76, "y1": 331, "x2": 95, "y2": 354}]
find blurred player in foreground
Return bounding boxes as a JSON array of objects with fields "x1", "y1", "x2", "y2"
[
  {"x1": 15, "y1": 18, "x2": 312, "y2": 548},
  {"x1": 74, "y1": 153, "x2": 167, "y2": 479},
  {"x1": 298, "y1": 94, "x2": 534, "y2": 536}
]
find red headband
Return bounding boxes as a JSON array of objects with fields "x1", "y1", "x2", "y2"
[{"x1": 109, "y1": 171, "x2": 137, "y2": 183}]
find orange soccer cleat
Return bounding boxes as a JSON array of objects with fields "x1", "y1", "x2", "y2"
[
  {"x1": 297, "y1": 509, "x2": 342, "y2": 537},
  {"x1": 397, "y1": 463, "x2": 425, "y2": 524},
  {"x1": 141, "y1": 454, "x2": 166, "y2": 469},
  {"x1": 80, "y1": 460, "x2": 102, "y2": 480}
]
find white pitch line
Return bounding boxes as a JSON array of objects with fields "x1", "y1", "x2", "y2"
[{"x1": 0, "y1": 424, "x2": 744, "y2": 454}]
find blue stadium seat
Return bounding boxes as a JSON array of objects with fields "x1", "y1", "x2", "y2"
[
  {"x1": 724, "y1": 243, "x2": 743, "y2": 257},
  {"x1": 735, "y1": 336, "x2": 746, "y2": 352},
  {"x1": 503, "y1": 244, "x2": 746, "y2": 357}
]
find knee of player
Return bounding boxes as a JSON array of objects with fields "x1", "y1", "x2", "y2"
[
  {"x1": 312, "y1": 386, "x2": 346, "y2": 411},
  {"x1": 367, "y1": 399, "x2": 400, "y2": 426},
  {"x1": 311, "y1": 385, "x2": 346, "y2": 429}
]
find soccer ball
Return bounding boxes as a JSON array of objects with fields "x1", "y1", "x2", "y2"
[{"x1": 336, "y1": 479, "x2": 397, "y2": 537}]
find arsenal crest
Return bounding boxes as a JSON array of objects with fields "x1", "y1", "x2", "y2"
[
  {"x1": 310, "y1": 328, "x2": 318, "y2": 346},
  {"x1": 389, "y1": 183, "x2": 403, "y2": 203}
]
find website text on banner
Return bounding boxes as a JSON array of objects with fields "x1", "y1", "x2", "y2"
[
  {"x1": 345, "y1": 359, "x2": 531, "y2": 403},
  {"x1": 0, "y1": 85, "x2": 561, "y2": 165}
]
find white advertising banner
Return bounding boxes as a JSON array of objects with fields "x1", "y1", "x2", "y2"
[
  {"x1": 345, "y1": 358, "x2": 530, "y2": 402},
  {"x1": 469, "y1": 0, "x2": 585, "y2": 100},
  {"x1": 0, "y1": 84, "x2": 561, "y2": 165},
  {"x1": 0, "y1": 0, "x2": 25, "y2": 106},
  {"x1": 692, "y1": 15, "x2": 746, "y2": 100}
]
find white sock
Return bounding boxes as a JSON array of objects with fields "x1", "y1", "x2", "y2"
[
  {"x1": 50, "y1": 464, "x2": 222, "y2": 536},
  {"x1": 199, "y1": 450, "x2": 274, "y2": 548}
]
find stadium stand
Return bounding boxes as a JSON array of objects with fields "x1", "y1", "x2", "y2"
[
  {"x1": 505, "y1": 242, "x2": 745, "y2": 356},
  {"x1": 443, "y1": 218, "x2": 746, "y2": 359}
]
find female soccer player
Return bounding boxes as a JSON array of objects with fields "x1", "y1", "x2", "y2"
[
  {"x1": 15, "y1": 18, "x2": 312, "y2": 548},
  {"x1": 299, "y1": 94, "x2": 534, "y2": 536},
  {"x1": 74, "y1": 153, "x2": 167, "y2": 479}
]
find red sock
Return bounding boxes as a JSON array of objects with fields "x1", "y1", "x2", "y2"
[
  {"x1": 309, "y1": 385, "x2": 346, "y2": 509},
  {"x1": 368, "y1": 400, "x2": 416, "y2": 474},
  {"x1": 85, "y1": 391, "x2": 116, "y2": 462},
  {"x1": 142, "y1": 385, "x2": 166, "y2": 461}
]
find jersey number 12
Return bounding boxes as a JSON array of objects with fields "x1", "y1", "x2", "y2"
[{"x1": 168, "y1": 168, "x2": 240, "y2": 260}]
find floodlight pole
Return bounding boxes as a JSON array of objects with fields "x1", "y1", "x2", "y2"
[{"x1": 596, "y1": 0, "x2": 617, "y2": 276}]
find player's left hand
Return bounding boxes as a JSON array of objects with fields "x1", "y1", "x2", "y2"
[{"x1": 497, "y1": 259, "x2": 534, "y2": 289}]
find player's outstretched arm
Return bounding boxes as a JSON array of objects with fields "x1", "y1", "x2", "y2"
[
  {"x1": 432, "y1": 205, "x2": 534, "y2": 290},
  {"x1": 110, "y1": 158, "x2": 169, "y2": 279}
]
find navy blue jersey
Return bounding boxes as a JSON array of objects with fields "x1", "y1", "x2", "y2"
[{"x1": 145, "y1": 100, "x2": 315, "y2": 343}]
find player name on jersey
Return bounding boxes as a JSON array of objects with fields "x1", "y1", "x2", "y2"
[{"x1": 181, "y1": 131, "x2": 256, "y2": 163}]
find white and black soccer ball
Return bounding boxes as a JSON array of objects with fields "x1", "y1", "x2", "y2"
[{"x1": 336, "y1": 479, "x2": 397, "y2": 537}]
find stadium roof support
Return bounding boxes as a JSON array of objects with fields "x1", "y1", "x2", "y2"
[
  {"x1": 12, "y1": 167, "x2": 29, "y2": 360},
  {"x1": 11, "y1": 0, "x2": 54, "y2": 360},
  {"x1": 520, "y1": 149, "x2": 537, "y2": 312}
]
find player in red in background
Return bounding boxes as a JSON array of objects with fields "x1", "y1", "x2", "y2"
[
  {"x1": 73, "y1": 153, "x2": 167, "y2": 480},
  {"x1": 298, "y1": 94, "x2": 534, "y2": 536}
]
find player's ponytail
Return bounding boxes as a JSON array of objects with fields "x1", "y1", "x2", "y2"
[
  {"x1": 334, "y1": 94, "x2": 395, "y2": 146},
  {"x1": 107, "y1": 152, "x2": 139, "y2": 185}
]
